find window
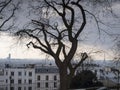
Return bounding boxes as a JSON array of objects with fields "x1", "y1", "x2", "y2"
[
  {"x1": 18, "y1": 79, "x2": 22, "y2": 84},
  {"x1": 10, "y1": 79, "x2": 14, "y2": 84},
  {"x1": 29, "y1": 79, "x2": 32, "y2": 84},
  {"x1": 37, "y1": 82, "x2": 40, "y2": 88},
  {"x1": 24, "y1": 71, "x2": 26, "y2": 76},
  {"x1": 45, "y1": 82, "x2": 49, "y2": 88},
  {"x1": 37, "y1": 75, "x2": 40, "y2": 81},
  {"x1": 10, "y1": 87, "x2": 14, "y2": 90},
  {"x1": 6, "y1": 87, "x2": 8, "y2": 90},
  {"x1": 11, "y1": 72, "x2": 14, "y2": 76},
  {"x1": 29, "y1": 72, "x2": 32, "y2": 77},
  {"x1": 24, "y1": 79, "x2": 26, "y2": 83},
  {"x1": 6, "y1": 79, "x2": 8, "y2": 83},
  {"x1": 54, "y1": 82, "x2": 57, "y2": 88},
  {"x1": 28, "y1": 86, "x2": 32, "y2": 90},
  {"x1": 18, "y1": 72, "x2": 22, "y2": 76},
  {"x1": 6, "y1": 71, "x2": 8, "y2": 75},
  {"x1": 54, "y1": 75, "x2": 57, "y2": 80},
  {"x1": 46, "y1": 75, "x2": 49, "y2": 80},
  {"x1": 18, "y1": 87, "x2": 21, "y2": 90}
]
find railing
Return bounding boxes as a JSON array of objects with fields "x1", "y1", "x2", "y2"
[{"x1": 0, "y1": 81, "x2": 60, "y2": 90}]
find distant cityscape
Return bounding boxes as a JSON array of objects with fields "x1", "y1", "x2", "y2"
[{"x1": 0, "y1": 54, "x2": 119, "y2": 90}]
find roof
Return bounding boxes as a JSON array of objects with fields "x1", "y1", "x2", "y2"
[{"x1": 35, "y1": 66, "x2": 59, "y2": 73}]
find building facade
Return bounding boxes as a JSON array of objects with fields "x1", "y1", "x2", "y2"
[
  {"x1": 0, "y1": 68, "x2": 6, "y2": 90},
  {"x1": 0, "y1": 64, "x2": 60, "y2": 90},
  {"x1": 35, "y1": 66, "x2": 60, "y2": 90}
]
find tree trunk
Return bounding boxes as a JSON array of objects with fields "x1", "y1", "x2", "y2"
[
  {"x1": 59, "y1": 67, "x2": 68, "y2": 90},
  {"x1": 59, "y1": 66, "x2": 73, "y2": 90}
]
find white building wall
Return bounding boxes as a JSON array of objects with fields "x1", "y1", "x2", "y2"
[
  {"x1": 3, "y1": 68, "x2": 36, "y2": 90},
  {"x1": 35, "y1": 73, "x2": 60, "y2": 90},
  {"x1": 0, "y1": 75, "x2": 6, "y2": 90},
  {"x1": 0, "y1": 69, "x2": 6, "y2": 90},
  {"x1": 0, "y1": 66, "x2": 60, "y2": 90}
]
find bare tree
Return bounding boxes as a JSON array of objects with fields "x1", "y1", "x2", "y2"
[
  {"x1": 16, "y1": 0, "x2": 119, "y2": 90},
  {"x1": 0, "y1": 0, "x2": 20, "y2": 31}
]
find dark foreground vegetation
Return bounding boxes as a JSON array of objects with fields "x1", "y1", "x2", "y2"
[{"x1": 70, "y1": 70, "x2": 103, "y2": 89}]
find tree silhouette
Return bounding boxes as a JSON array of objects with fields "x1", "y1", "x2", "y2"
[{"x1": 16, "y1": 0, "x2": 119, "y2": 90}]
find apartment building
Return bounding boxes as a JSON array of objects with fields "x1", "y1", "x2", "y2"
[
  {"x1": 4, "y1": 64, "x2": 35, "y2": 90},
  {"x1": 35, "y1": 66, "x2": 60, "y2": 90},
  {"x1": 0, "y1": 63, "x2": 60, "y2": 90}
]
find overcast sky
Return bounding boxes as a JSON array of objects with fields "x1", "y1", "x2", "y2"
[
  {"x1": 0, "y1": 32, "x2": 114, "y2": 60},
  {"x1": 0, "y1": 0, "x2": 120, "y2": 60}
]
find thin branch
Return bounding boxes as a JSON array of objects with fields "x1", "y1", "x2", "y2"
[
  {"x1": 32, "y1": 20, "x2": 58, "y2": 39},
  {"x1": 84, "y1": 10, "x2": 101, "y2": 35},
  {"x1": 74, "y1": 52, "x2": 88, "y2": 70},
  {"x1": 42, "y1": 28, "x2": 53, "y2": 53},
  {"x1": 0, "y1": 5, "x2": 16, "y2": 29},
  {"x1": 27, "y1": 41, "x2": 50, "y2": 54},
  {"x1": 0, "y1": 0, "x2": 12, "y2": 13},
  {"x1": 72, "y1": 2, "x2": 86, "y2": 39},
  {"x1": 16, "y1": 30, "x2": 48, "y2": 51},
  {"x1": 44, "y1": 0, "x2": 62, "y2": 16}
]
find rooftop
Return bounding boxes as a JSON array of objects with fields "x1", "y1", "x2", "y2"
[{"x1": 35, "y1": 66, "x2": 59, "y2": 73}]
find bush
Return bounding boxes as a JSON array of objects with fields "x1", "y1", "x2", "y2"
[{"x1": 70, "y1": 70, "x2": 103, "y2": 89}]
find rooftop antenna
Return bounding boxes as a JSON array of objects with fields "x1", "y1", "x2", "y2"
[{"x1": 103, "y1": 52, "x2": 106, "y2": 65}]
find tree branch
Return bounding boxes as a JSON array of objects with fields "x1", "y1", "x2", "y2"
[
  {"x1": 27, "y1": 41, "x2": 49, "y2": 54},
  {"x1": 0, "y1": 0, "x2": 12, "y2": 13},
  {"x1": 0, "y1": 4, "x2": 16, "y2": 29},
  {"x1": 44, "y1": 0, "x2": 62, "y2": 16},
  {"x1": 74, "y1": 52, "x2": 88, "y2": 70},
  {"x1": 71, "y1": 2, "x2": 86, "y2": 39},
  {"x1": 16, "y1": 30, "x2": 48, "y2": 51}
]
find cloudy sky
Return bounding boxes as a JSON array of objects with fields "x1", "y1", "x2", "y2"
[
  {"x1": 0, "y1": 0, "x2": 120, "y2": 60},
  {"x1": 0, "y1": 32, "x2": 114, "y2": 60}
]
